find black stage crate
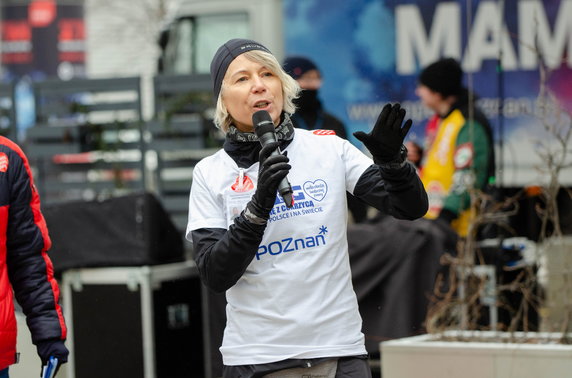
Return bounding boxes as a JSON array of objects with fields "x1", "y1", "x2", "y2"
[
  {"x1": 62, "y1": 261, "x2": 204, "y2": 378},
  {"x1": 44, "y1": 192, "x2": 184, "y2": 273}
]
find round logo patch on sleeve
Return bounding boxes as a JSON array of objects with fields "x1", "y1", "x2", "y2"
[
  {"x1": 0, "y1": 153, "x2": 9, "y2": 172},
  {"x1": 454, "y1": 143, "x2": 474, "y2": 169}
]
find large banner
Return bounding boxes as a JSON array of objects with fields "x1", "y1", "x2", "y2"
[
  {"x1": 284, "y1": 0, "x2": 572, "y2": 186},
  {"x1": 1, "y1": 0, "x2": 85, "y2": 135}
]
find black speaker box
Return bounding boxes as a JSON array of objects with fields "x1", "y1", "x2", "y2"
[
  {"x1": 63, "y1": 263, "x2": 204, "y2": 378},
  {"x1": 43, "y1": 192, "x2": 184, "y2": 273}
]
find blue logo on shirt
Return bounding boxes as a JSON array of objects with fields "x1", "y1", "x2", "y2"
[
  {"x1": 256, "y1": 226, "x2": 328, "y2": 260},
  {"x1": 303, "y1": 179, "x2": 328, "y2": 201},
  {"x1": 274, "y1": 185, "x2": 306, "y2": 205}
]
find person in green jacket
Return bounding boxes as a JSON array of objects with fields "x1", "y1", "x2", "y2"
[{"x1": 414, "y1": 58, "x2": 495, "y2": 236}]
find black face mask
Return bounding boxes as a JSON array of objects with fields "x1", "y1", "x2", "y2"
[{"x1": 293, "y1": 89, "x2": 321, "y2": 113}]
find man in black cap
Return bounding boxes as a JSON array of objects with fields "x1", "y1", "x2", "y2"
[
  {"x1": 282, "y1": 56, "x2": 347, "y2": 138},
  {"x1": 283, "y1": 56, "x2": 369, "y2": 223},
  {"x1": 415, "y1": 57, "x2": 495, "y2": 237}
]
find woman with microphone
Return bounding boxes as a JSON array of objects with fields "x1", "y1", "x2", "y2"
[{"x1": 186, "y1": 38, "x2": 428, "y2": 378}]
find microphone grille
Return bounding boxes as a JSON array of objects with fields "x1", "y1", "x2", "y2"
[{"x1": 252, "y1": 110, "x2": 275, "y2": 137}]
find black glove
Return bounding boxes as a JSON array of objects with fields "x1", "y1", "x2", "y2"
[
  {"x1": 244, "y1": 141, "x2": 291, "y2": 224},
  {"x1": 37, "y1": 339, "x2": 69, "y2": 377},
  {"x1": 353, "y1": 103, "x2": 413, "y2": 164}
]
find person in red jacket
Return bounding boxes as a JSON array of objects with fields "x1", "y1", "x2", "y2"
[{"x1": 0, "y1": 136, "x2": 68, "y2": 377}]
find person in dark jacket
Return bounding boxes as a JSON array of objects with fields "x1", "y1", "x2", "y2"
[
  {"x1": 186, "y1": 38, "x2": 427, "y2": 378},
  {"x1": 0, "y1": 137, "x2": 68, "y2": 378},
  {"x1": 283, "y1": 56, "x2": 370, "y2": 223},
  {"x1": 282, "y1": 56, "x2": 347, "y2": 138}
]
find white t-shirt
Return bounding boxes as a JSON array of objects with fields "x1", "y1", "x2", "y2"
[{"x1": 187, "y1": 129, "x2": 373, "y2": 365}]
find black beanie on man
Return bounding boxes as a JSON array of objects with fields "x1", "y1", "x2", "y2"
[
  {"x1": 418, "y1": 58, "x2": 463, "y2": 98},
  {"x1": 210, "y1": 38, "x2": 271, "y2": 100},
  {"x1": 283, "y1": 56, "x2": 319, "y2": 80}
]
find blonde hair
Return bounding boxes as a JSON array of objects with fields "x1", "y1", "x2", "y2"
[{"x1": 213, "y1": 50, "x2": 300, "y2": 133}]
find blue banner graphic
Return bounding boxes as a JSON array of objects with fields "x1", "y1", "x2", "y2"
[{"x1": 284, "y1": 0, "x2": 572, "y2": 185}]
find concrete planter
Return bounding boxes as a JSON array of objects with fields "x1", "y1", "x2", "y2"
[
  {"x1": 538, "y1": 236, "x2": 572, "y2": 332},
  {"x1": 381, "y1": 331, "x2": 572, "y2": 378}
]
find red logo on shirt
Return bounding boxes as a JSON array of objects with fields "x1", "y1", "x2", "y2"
[
  {"x1": 0, "y1": 153, "x2": 8, "y2": 172},
  {"x1": 312, "y1": 129, "x2": 336, "y2": 136},
  {"x1": 231, "y1": 175, "x2": 254, "y2": 192}
]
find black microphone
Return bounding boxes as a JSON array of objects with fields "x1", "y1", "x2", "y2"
[{"x1": 252, "y1": 110, "x2": 294, "y2": 208}]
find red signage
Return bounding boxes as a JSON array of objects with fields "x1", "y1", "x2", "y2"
[
  {"x1": 1, "y1": 21, "x2": 32, "y2": 64},
  {"x1": 29, "y1": 0, "x2": 56, "y2": 28},
  {"x1": 58, "y1": 19, "x2": 85, "y2": 63},
  {"x1": 1, "y1": 2, "x2": 85, "y2": 80}
]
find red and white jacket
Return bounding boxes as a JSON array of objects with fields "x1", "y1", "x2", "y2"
[{"x1": 0, "y1": 136, "x2": 66, "y2": 370}]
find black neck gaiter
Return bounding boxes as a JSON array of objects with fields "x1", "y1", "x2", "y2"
[{"x1": 223, "y1": 113, "x2": 295, "y2": 168}]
